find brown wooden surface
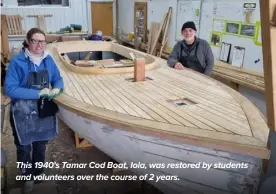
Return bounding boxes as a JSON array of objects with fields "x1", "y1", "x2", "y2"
[
  {"x1": 46, "y1": 41, "x2": 271, "y2": 159},
  {"x1": 147, "y1": 22, "x2": 161, "y2": 54},
  {"x1": 1, "y1": 15, "x2": 10, "y2": 59},
  {"x1": 134, "y1": 58, "x2": 145, "y2": 82},
  {"x1": 270, "y1": 0, "x2": 276, "y2": 23},
  {"x1": 150, "y1": 13, "x2": 168, "y2": 55},
  {"x1": 61, "y1": 36, "x2": 82, "y2": 42},
  {"x1": 260, "y1": 0, "x2": 276, "y2": 130},
  {"x1": 158, "y1": 7, "x2": 172, "y2": 57},
  {"x1": 38, "y1": 15, "x2": 46, "y2": 32},
  {"x1": 91, "y1": 2, "x2": 113, "y2": 36},
  {"x1": 75, "y1": 133, "x2": 93, "y2": 148},
  {"x1": 272, "y1": 3, "x2": 276, "y2": 25},
  {"x1": 212, "y1": 61, "x2": 265, "y2": 93}
]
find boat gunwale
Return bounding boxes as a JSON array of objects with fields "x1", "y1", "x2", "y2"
[
  {"x1": 54, "y1": 41, "x2": 161, "y2": 74},
  {"x1": 55, "y1": 93, "x2": 270, "y2": 159}
]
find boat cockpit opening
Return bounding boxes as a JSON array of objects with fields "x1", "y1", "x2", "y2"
[{"x1": 61, "y1": 51, "x2": 134, "y2": 68}]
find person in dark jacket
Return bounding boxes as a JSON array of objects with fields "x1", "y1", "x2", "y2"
[
  {"x1": 5, "y1": 28, "x2": 64, "y2": 194},
  {"x1": 167, "y1": 21, "x2": 214, "y2": 75}
]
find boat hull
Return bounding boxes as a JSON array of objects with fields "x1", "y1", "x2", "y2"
[{"x1": 58, "y1": 106, "x2": 263, "y2": 194}]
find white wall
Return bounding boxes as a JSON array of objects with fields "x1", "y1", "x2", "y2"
[
  {"x1": 1, "y1": 0, "x2": 89, "y2": 34},
  {"x1": 118, "y1": 0, "x2": 135, "y2": 35},
  {"x1": 200, "y1": 0, "x2": 263, "y2": 72},
  {"x1": 2, "y1": 0, "x2": 117, "y2": 36},
  {"x1": 2, "y1": 0, "x2": 18, "y2": 6}
]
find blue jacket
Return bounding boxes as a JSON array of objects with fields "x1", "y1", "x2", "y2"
[{"x1": 5, "y1": 50, "x2": 64, "y2": 100}]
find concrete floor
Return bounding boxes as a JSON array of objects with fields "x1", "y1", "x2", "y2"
[
  {"x1": 258, "y1": 130, "x2": 276, "y2": 194},
  {"x1": 1, "y1": 112, "x2": 163, "y2": 194}
]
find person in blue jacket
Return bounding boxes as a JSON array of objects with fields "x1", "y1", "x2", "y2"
[{"x1": 5, "y1": 28, "x2": 64, "y2": 194}]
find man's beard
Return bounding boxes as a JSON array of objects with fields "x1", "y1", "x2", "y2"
[{"x1": 184, "y1": 36, "x2": 194, "y2": 42}]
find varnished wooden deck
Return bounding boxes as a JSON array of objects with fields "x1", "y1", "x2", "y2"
[{"x1": 47, "y1": 41, "x2": 270, "y2": 159}]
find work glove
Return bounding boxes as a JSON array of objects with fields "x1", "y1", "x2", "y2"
[
  {"x1": 49, "y1": 88, "x2": 62, "y2": 100},
  {"x1": 39, "y1": 88, "x2": 50, "y2": 98}
]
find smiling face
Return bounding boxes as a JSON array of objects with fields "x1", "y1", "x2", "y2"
[
  {"x1": 182, "y1": 28, "x2": 196, "y2": 43},
  {"x1": 27, "y1": 33, "x2": 46, "y2": 56}
]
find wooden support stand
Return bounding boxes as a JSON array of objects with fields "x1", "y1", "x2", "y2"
[
  {"x1": 134, "y1": 58, "x2": 146, "y2": 82},
  {"x1": 27, "y1": 14, "x2": 52, "y2": 32},
  {"x1": 74, "y1": 133, "x2": 92, "y2": 148}
]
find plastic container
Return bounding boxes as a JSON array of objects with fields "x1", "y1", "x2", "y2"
[{"x1": 70, "y1": 24, "x2": 82, "y2": 31}]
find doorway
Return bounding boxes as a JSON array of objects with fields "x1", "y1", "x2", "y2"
[{"x1": 90, "y1": 2, "x2": 113, "y2": 36}]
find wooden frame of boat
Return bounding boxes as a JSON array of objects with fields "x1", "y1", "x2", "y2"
[
  {"x1": 55, "y1": 40, "x2": 160, "y2": 75},
  {"x1": 46, "y1": 39, "x2": 270, "y2": 193}
]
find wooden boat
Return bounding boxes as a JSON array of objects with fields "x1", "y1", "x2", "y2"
[{"x1": 46, "y1": 40, "x2": 270, "y2": 194}]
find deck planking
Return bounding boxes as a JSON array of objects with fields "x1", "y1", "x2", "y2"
[
  {"x1": 124, "y1": 78, "x2": 247, "y2": 133},
  {"x1": 119, "y1": 74, "x2": 251, "y2": 136},
  {"x1": 152, "y1": 71, "x2": 245, "y2": 114},
  {"x1": 90, "y1": 75, "x2": 128, "y2": 114},
  {"x1": 109, "y1": 74, "x2": 197, "y2": 127},
  {"x1": 158, "y1": 68, "x2": 235, "y2": 100},
  {"x1": 150, "y1": 74, "x2": 247, "y2": 120},
  {"x1": 138, "y1": 78, "x2": 248, "y2": 132},
  {"x1": 97, "y1": 75, "x2": 151, "y2": 118},
  {"x1": 100, "y1": 75, "x2": 167, "y2": 122},
  {"x1": 118, "y1": 73, "x2": 224, "y2": 131}
]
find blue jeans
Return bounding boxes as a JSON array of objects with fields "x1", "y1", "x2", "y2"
[{"x1": 10, "y1": 111, "x2": 48, "y2": 178}]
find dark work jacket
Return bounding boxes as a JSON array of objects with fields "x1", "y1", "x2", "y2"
[{"x1": 167, "y1": 37, "x2": 214, "y2": 75}]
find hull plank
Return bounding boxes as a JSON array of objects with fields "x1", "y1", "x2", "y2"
[{"x1": 58, "y1": 107, "x2": 262, "y2": 194}]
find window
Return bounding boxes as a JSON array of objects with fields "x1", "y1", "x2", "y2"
[{"x1": 17, "y1": 0, "x2": 69, "y2": 7}]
